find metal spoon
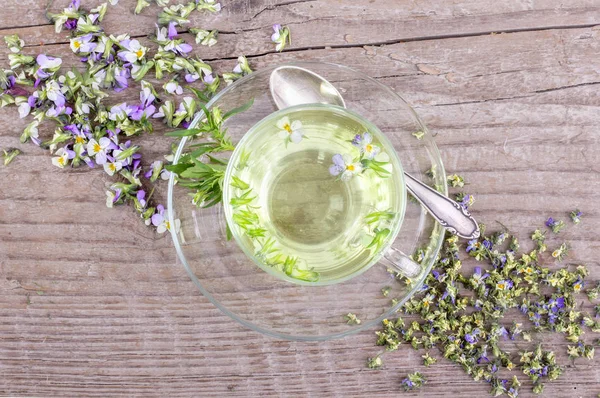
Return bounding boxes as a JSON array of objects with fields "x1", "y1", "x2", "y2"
[{"x1": 269, "y1": 65, "x2": 480, "y2": 239}]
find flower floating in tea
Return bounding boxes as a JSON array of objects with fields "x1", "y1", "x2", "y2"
[
  {"x1": 352, "y1": 132, "x2": 380, "y2": 160},
  {"x1": 276, "y1": 116, "x2": 304, "y2": 144},
  {"x1": 329, "y1": 153, "x2": 363, "y2": 181}
]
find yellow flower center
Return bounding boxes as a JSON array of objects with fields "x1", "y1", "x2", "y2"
[
  {"x1": 497, "y1": 283, "x2": 505, "y2": 290},
  {"x1": 135, "y1": 49, "x2": 144, "y2": 58},
  {"x1": 93, "y1": 143, "x2": 102, "y2": 153},
  {"x1": 366, "y1": 144, "x2": 373, "y2": 152},
  {"x1": 346, "y1": 164, "x2": 355, "y2": 171},
  {"x1": 165, "y1": 221, "x2": 171, "y2": 230},
  {"x1": 525, "y1": 267, "x2": 533, "y2": 274},
  {"x1": 74, "y1": 41, "x2": 81, "y2": 49},
  {"x1": 283, "y1": 123, "x2": 292, "y2": 133},
  {"x1": 75, "y1": 136, "x2": 85, "y2": 144},
  {"x1": 109, "y1": 163, "x2": 116, "y2": 172},
  {"x1": 58, "y1": 157, "x2": 65, "y2": 166}
]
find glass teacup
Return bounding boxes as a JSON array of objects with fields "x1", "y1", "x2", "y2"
[{"x1": 223, "y1": 103, "x2": 420, "y2": 285}]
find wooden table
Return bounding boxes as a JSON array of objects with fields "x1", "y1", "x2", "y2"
[{"x1": 1, "y1": 0, "x2": 599, "y2": 396}]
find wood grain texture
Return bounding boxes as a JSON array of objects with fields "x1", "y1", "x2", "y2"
[{"x1": 1, "y1": 0, "x2": 599, "y2": 397}]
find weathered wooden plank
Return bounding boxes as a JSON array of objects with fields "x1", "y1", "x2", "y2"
[
  {"x1": 1, "y1": 0, "x2": 600, "y2": 62},
  {"x1": 1, "y1": 3, "x2": 600, "y2": 397}
]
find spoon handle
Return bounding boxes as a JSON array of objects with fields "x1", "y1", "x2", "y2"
[{"x1": 404, "y1": 172, "x2": 480, "y2": 239}]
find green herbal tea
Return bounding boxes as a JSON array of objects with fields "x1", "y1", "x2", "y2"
[{"x1": 223, "y1": 104, "x2": 405, "y2": 284}]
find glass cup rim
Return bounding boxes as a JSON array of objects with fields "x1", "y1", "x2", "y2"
[
  {"x1": 222, "y1": 102, "x2": 408, "y2": 286},
  {"x1": 167, "y1": 61, "x2": 447, "y2": 341}
]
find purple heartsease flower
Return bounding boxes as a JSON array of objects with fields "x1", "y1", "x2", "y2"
[
  {"x1": 84, "y1": 157, "x2": 95, "y2": 168},
  {"x1": 482, "y1": 239, "x2": 492, "y2": 249},
  {"x1": 351, "y1": 134, "x2": 362, "y2": 146},
  {"x1": 271, "y1": 24, "x2": 282, "y2": 42},
  {"x1": 151, "y1": 204, "x2": 166, "y2": 226},
  {"x1": 64, "y1": 19, "x2": 78, "y2": 30},
  {"x1": 114, "y1": 67, "x2": 130, "y2": 92},
  {"x1": 37, "y1": 54, "x2": 62, "y2": 70},
  {"x1": 168, "y1": 22, "x2": 178, "y2": 40},
  {"x1": 27, "y1": 94, "x2": 37, "y2": 107},
  {"x1": 545, "y1": 217, "x2": 555, "y2": 227},
  {"x1": 185, "y1": 73, "x2": 199, "y2": 83},
  {"x1": 466, "y1": 239, "x2": 478, "y2": 252},
  {"x1": 459, "y1": 194, "x2": 473, "y2": 209},
  {"x1": 464, "y1": 328, "x2": 480, "y2": 344},
  {"x1": 69, "y1": 0, "x2": 80, "y2": 10},
  {"x1": 113, "y1": 188, "x2": 122, "y2": 203},
  {"x1": 130, "y1": 104, "x2": 156, "y2": 121},
  {"x1": 137, "y1": 190, "x2": 146, "y2": 207},
  {"x1": 202, "y1": 72, "x2": 215, "y2": 85},
  {"x1": 329, "y1": 153, "x2": 346, "y2": 176}
]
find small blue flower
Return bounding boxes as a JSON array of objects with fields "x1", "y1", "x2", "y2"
[
  {"x1": 545, "y1": 217, "x2": 555, "y2": 227},
  {"x1": 329, "y1": 153, "x2": 362, "y2": 181},
  {"x1": 472, "y1": 267, "x2": 489, "y2": 285},
  {"x1": 466, "y1": 239, "x2": 480, "y2": 253},
  {"x1": 351, "y1": 132, "x2": 381, "y2": 160}
]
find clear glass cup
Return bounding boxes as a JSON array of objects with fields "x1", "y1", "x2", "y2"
[{"x1": 168, "y1": 61, "x2": 446, "y2": 340}]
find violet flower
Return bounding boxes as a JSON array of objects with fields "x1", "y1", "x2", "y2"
[
  {"x1": 167, "y1": 22, "x2": 178, "y2": 40},
  {"x1": 44, "y1": 80, "x2": 66, "y2": 107},
  {"x1": 329, "y1": 153, "x2": 362, "y2": 181},
  {"x1": 36, "y1": 54, "x2": 62, "y2": 80},
  {"x1": 117, "y1": 39, "x2": 147, "y2": 63},
  {"x1": 64, "y1": 19, "x2": 78, "y2": 30},
  {"x1": 351, "y1": 132, "x2": 380, "y2": 159},
  {"x1": 114, "y1": 66, "x2": 130, "y2": 92},
  {"x1": 70, "y1": 34, "x2": 96, "y2": 53}
]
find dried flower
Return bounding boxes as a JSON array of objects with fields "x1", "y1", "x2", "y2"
[
  {"x1": 545, "y1": 217, "x2": 565, "y2": 234},
  {"x1": 422, "y1": 352, "x2": 437, "y2": 367},
  {"x1": 2, "y1": 148, "x2": 21, "y2": 165},
  {"x1": 401, "y1": 372, "x2": 426, "y2": 391},
  {"x1": 570, "y1": 209, "x2": 582, "y2": 224},
  {"x1": 447, "y1": 174, "x2": 465, "y2": 188},
  {"x1": 412, "y1": 130, "x2": 425, "y2": 139},
  {"x1": 551, "y1": 242, "x2": 569, "y2": 261},
  {"x1": 345, "y1": 313, "x2": 361, "y2": 325},
  {"x1": 367, "y1": 356, "x2": 382, "y2": 369}
]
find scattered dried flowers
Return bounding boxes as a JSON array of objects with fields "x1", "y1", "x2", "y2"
[
  {"x1": 545, "y1": 217, "x2": 565, "y2": 234},
  {"x1": 570, "y1": 209, "x2": 582, "y2": 225},
  {"x1": 401, "y1": 372, "x2": 426, "y2": 391},
  {"x1": 372, "y1": 176, "x2": 598, "y2": 396}
]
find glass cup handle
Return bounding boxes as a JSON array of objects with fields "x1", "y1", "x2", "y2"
[{"x1": 380, "y1": 246, "x2": 422, "y2": 278}]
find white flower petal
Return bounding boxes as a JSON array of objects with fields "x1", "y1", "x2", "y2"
[
  {"x1": 18, "y1": 103, "x2": 31, "y2": 118},
  {"x1": 103, "y1": 163, "x2": 115, "y2": 176},
  {"x1": 291, "y1": 120, "x2": 302, "y2": 130},
  {"x1": 342, "y1": 154, "x2": 354, "y2": 165},
  {"x1": 124, "y1": 52, "x2": 138, "y2": 63},
  {"x1": 290, "y1": 131, "x2": 303, "y2": 143},
  {"x1": 278, "y1": 130, "x2": 288, "y2": 139},
  {"x1": 341, "y1": 171, "x2": 353, "y2": 181},
  {"x1": 276, "y1": 116, "x2": 290, "y2": 129}
]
